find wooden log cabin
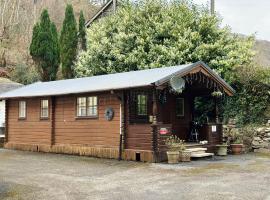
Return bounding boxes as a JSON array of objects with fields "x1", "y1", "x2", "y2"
[{"x1": 0, "y1": 61, "x2": 234, "y2": 162}]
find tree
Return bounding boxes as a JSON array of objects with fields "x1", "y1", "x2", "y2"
[
  {"x1": 30, "y1": 9, "x2": 60, "y2": 81},
  {"x1": 79, "y1": 10, "x2": 87, "y2": 50},
  {"x1": 50, "y1": 22, "x2": 60, "y2": 80},
  {"x1": 75, "y1": 0, "x2": 254, "y2": 82},
  {"x1": 60, "y1": 4, "x2": 78, "y2": 79}
]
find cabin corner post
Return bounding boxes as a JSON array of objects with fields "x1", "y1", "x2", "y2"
[
  {"x1": 152, "y1": 87, "x2": 158, "y2": 162},
  {"x1": 50, "y1": 96, "x2": 56, "y2": 146},
  {"x1": 118, "y1": 91, "x2": 125, "y2": 161},
  {"x1": 4, "y1": 99, "x2": 9, "y2": 144}
]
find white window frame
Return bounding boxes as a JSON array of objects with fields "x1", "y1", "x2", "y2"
[
  {"x1": 40, "y1": 99, "x2": 49, "y2": 118},
  {"x1": 19, "y1": 101, "x2": 26, "y2": 119},
  {"x1": 77, "y1": 96, "x2": 98, "y2": 117}
]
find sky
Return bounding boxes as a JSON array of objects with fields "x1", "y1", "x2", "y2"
[{"x1": 192, "y1": 0, "x2": 270, "y2": 41}]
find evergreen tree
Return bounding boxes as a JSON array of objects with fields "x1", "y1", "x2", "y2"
[
  {"x1": 30, "y1": 9, "x2": 59, "y2": 81},
  {"x1": 50, "y1": 22, "x2": 60, "y2": 80},
  {"x1": 60, "y1": 4, "x2": 78, "y2": 79},
  {"x1": 79, "y1": 10, "x2": 87, "y2": 50}
]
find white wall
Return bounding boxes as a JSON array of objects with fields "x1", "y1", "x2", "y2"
[{"x1": 0, "y1": 100, "x2": 5, "y2": 127}]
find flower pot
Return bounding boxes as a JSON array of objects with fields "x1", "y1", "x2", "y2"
[
  {"x1": 216, "y1": 144, "x2": 228, "y2": 156},
  {"x1": 231, "y1": 144, "x2": 243, "y2": 155},
  {"x1": 167, "y1": 151, "x2": 179, "y2": 164},
  {"x1": 179, "y1": 150, "x2": 191, "y2": 162}
]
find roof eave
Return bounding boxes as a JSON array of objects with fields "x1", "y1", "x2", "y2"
[{"x1": 155, "y1": 61, "x2": 235, "y2": 96}]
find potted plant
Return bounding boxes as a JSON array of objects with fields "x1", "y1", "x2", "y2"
[
  {"x1": 178, "y1": 142, "x2": 192, "y2": 162},
  {"x1": 165, "y1": 135, "x2": 182, "y2": 164},
  {"x1": 216, "y1": 143, "x2": 228, "y2": 156},
  {"x1": 231, "y1": 138, "x2": 243, "y2": 155}
]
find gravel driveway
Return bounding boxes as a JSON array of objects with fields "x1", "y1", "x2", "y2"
[{"x1": 0, "y1": 149, "x2": 270, "y2": 200}]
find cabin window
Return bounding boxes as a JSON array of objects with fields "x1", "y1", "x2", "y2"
[
  {"x1": 137, "y1": 94, "x2": 147, "y2": 116},
  {"x1": 176, "y1": 98, "x2": 184, "y2": 117},
  {"x1": 19, "y1": 101, "x2": 26, "y2": 119},
  {"x1": 40, "y1": 99, "x2": 49, "y2": 118},
  {"x1": 77, "y1": 96, "x2": 98, "y2": 117}
]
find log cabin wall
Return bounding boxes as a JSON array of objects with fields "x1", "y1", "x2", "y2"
[
  {"x1": 6, "y1": 98, "x2": 52, "y2": 146},
  {"x1": 124, "y1": 90, "x2": 153, "y2": 151},
  {"x1": 54, "y1": 93, "x2": 121, "y2": 148},
  {"x1": 158, "y1": 91, "x2": 192, "y2": 140},
  {"x1": 5, "y1": 92, "x2": 121, "y2": 152}
]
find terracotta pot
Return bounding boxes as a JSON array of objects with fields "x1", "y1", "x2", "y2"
[
  {"x1": 216, "y1": 144, "x2": 228, "y2": 156},
  {"x1": 167, "y1": 151, "x2": 179, "y2": 164},
  {"x1": 179, "y1": 150, "x2": 191, "y2": 162},
  {"x1": 231, "y1": 144, "x2": 243, "y2": 155}
]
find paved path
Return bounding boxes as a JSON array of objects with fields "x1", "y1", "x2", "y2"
[{"x1": 0, "y1": 149, "x2": 270, "y2": 200}]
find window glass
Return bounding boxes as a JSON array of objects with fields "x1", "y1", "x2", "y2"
[
  {"x1": 137, "y1": 95, "x2": 147, "y2": 116},
  {"x1": 41, "y1": 100, "x2": 49, "y2": 118},
  {"x1": 77, "y1": 97, "x2": 87, "y2": 117},
  {"x1": 87, "y1": 96, "x2": 98, "y2": 116},
  {"x1": 77, "y1": 96, "x2": 98, "y2": 117},
  {"x1": 19, "y1": 101, "x2": 26, "y2": 119},
  {"x1": 176, "y1": 98, "x2": 184, "y2": 117}
]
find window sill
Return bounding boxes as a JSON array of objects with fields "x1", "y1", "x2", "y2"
[
  {"x1": 40, "y1": 117, "x2": 49, "y2": 120},
  {"x1": 18, "y1": 118, "x2": 26, "y2": 121},
  {"x1": 75, "y1": 116, "x2": 99, "y2": 120}
]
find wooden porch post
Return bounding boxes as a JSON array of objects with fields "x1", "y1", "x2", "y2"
[
  {"x1": 152, "y1": 88, "x2": 158, "y2": 162},
  {"x1": 215, "y1": 97, "x2": 219, "y2": 123}
]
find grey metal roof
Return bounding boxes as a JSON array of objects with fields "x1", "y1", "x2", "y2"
[{"x1": 0, "y1": 62, "x2": 234, "y2": 99}]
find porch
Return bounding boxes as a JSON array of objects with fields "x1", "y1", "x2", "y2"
[{"x1": 123, "y1": 64, "x2": 231, "y2": 162}]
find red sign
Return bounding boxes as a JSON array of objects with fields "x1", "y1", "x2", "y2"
[{"x1": 159, "y1": 128, "x2": 168, "y2": 135}]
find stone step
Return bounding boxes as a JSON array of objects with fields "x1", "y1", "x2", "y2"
[
  {"x1": 191, "y1": 152, "x2": 214, "y2": 158},
  {"x1": 186, "y1": 148, "x2": 207, "y2": 152}
]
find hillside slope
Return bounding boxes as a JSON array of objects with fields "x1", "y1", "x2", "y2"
[
  {"x1": 254, "y1": 40, "x2": 270, "y2": 68},
  {"x1": 0, "y1": 0, "x2": 98, "y2": 70}
]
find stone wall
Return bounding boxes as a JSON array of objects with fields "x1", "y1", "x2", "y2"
[{"x1": 252, "y1": 120, "x2": 270, "y2": 153}]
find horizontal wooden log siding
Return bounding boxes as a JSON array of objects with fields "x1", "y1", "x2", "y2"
[
  {"x1": 54, "y1": 93, "x2": 121, "y2": 148},
  {"x1": 6, "y1": 92, "x2": 121, "y2": 149},
  {"x1": 7, "y1": 98, "x2": 52, "y2": 145},
  {"x1": 125, "y1": 124, "x2": 153, "y2": 150}
]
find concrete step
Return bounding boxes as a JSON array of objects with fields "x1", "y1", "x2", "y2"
[
  {"x1": 191, "y1": 152, "x2": 214, "y2": 158},
  {"x1": 186, "y1": 148, "x2": 207, "y2": 152}
]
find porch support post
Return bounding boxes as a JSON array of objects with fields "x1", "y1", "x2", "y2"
[
  {"x1": 152, "y1": 87, "x2": 158, "y2": 162},
  {"x1": 215, "y1": 97, "x2": 219, "y2": 123}
]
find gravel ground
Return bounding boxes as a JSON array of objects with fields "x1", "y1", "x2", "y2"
[{"x1": 0, "y1": 149, "x2": 270, "y2": 200}]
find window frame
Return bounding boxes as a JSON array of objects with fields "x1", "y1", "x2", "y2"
[
  {"x1": 40, "y1": 99, "x2": 49, "y2": 119},
  {"x1": 76, "y1": 96, "x2": 98, "y2": 119},
  {"x1": 136, "y1": 94, "x2": 148, "y2": 116},
  {"x1": 18, "y1": 100, "x2": 27, "y2": 120},
  {"x1": 176, "y1": 97, "x2": 185, "y2": 117}
]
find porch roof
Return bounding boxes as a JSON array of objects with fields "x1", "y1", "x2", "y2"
[{"x1": 0, "y1": 61, "x2": 235, "y2": 99}]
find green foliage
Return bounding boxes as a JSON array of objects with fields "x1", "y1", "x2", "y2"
[
  {"x1": 29, "y1": 9, "x2": 60, "y2": 81},
  {"x1": 10, "y1": 63, "x2": 40, "y2": 85},
  {"x1": 223, "y1": 66, "x2": 270, "y2": 125},
  {"x1": 79, "y1": 10, "x2": 87, "y2": 51},
  {"x1": 60, "y1": 4, "x2": 78, "y2": 79},
  {"x1": 50, "y1": 22, "x2": 60, "y2": 80},
  {"x1": 75, "y1": 0, "x2": 254, "y2": 79}
]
